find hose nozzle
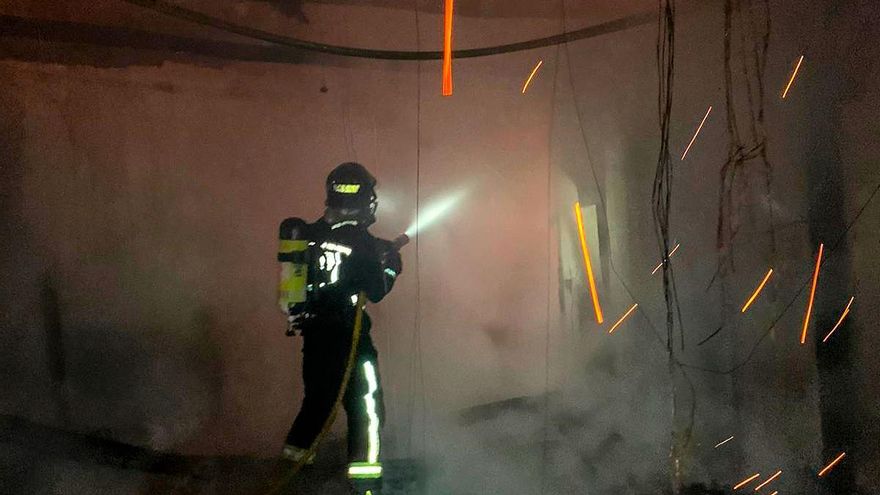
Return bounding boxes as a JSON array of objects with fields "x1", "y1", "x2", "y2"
[{"x1": 392, "y1": 233, "x2": 410, "y2": 250}]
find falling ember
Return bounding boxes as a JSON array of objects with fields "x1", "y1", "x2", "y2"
[
  {"x1": 441, "y1": 0, "x2": 454, "y2": 96},
  {"x1": 754, "y1": 470, "x2": 782, "y2": 491},
  {"x1": 823, "y1": 296, "x2": 854, "y2": 343},
  {"x1": 733, "y1": 473, "x2": 761, "y2": 490},
  {"x1": 681, "y1": 106, "x2": 712, "y2": 160},
  {"x1": 768, "y1": 492, "x2": 778, "y2": 495},
  {"x1": 608, "y1": 303, "x2": 638, "y2": 334},
  {"x1": 801, "y1": 243, "x2": 824, "y2": 345},
  {"x1": 574, "y1": 202, "x2": 604, "y2": 324},
  {"x1": 741, "y1": 268, "x2": 774, "y2": 313},
  {"x1": 521, "y1": 60, "x2": 544, "y2": 94},
  {"x1": 782, "y1": 55, "x2": 805, "y2": 99},
  {"x1": 651, "y1": 243, "x2": 681, "y2": 275},
  {"x1": 714, "y1": 435, "x2": 735, "y2": 448},
  {"x1": 818, "y1": 452, "x2": 846, "y2": 477}
]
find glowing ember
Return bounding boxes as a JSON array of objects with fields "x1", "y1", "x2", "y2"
[
  {"x1": 608, "y1": 303, "x2": 638, "y2": 334},
  {"x1": 521, "y1": 60, "x2": 544, "y2": 94},
  {"x1": 681, "y1": 106, "x2": 712, "y2": 160},
  {"x1": 741, "y1": 268, "x2": 774, "y2": 313},
  {"x1": 714, "y1": 435, "x2": 734, "y2": 448},
  {"x1": 733, "y1": 473, "x2": 761, "y2": 490},
  {"x1": 651, "y1": 243, "x2": 681, "y2": 275},
  {"x1": 441, "y1": 0, "x2": 454, "y2": 96},
  {"x1": 782, "y1": 55, "x2": 805, "y2": 99},
  {"x1": 801, "y1": 243, "x2": 824, "y2": 345},
  {"x1": 823, "y1": 296, "x2": 854, "y2": 343},
  {"x1": 818, "y1": 452, "x2": 846, "y2": 477},
  {"x1": 753, "y1": 470, "x2": 782, "y2": 491},
  {"x1": 574, "y1": 202, "x2": 604, "y2": 324}
]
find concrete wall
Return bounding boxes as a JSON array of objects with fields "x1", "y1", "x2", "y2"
[{"x1": 0, "y1": 0, "x2": 563, "y2": 464}]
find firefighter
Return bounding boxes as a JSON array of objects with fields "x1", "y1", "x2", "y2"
[{"x1": 276, "y1": 162, "x2": 402, "y2": 485}]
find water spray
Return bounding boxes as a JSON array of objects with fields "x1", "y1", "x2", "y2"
[
  {"x1": 385, "y1": 188, "x2": 469, "y2": 256},
  {"x1": 403, "y1": 188, "x2": 469, "y2": 238}
]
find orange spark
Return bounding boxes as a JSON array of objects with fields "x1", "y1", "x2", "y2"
[
  {"x1": 741, "y1": 268, "x2": 774, "y2": 313},
  {"x1": 782, "y1": 55, "x2": 805, "y2": 99},
  {"x1": 651, "y1": 243, "x2": 681, "y2": 275},
  {"x1": 733, "y1": 473, "x2": 761, "y2": 490},
  {"x1": 818, "y1": 452, "x2": 846, "y2": 477},
  {"x1": 754, "y1": 470, "x2": 782, "y2": 491},
  {"x1": 608, "y1": 303, "x2": 638, "y2": 334},
  {"x1": 714, "y1": 435, "x2": 734, "y2": 448},
  {"x1": 521, "y1": 60, "x2": 544, "y2": 94},
  {"x1": 441, "y1": 0, "x2": 454, "y2": 96},
  {"x1": 823, "y1": 296, "x2": 854, "y2": 343},
  {"x1": 681, "y1": 106, "x2": 712, "y2": 160},
  {"x1": 768, "y1": 492, "x2": 778, "y2": 495},
  {"x1": 801, "y1": 243, "x2": 824, "y2": 345},
  {"x1": 574, "y1": 202, "x2": 604, "y2": 324}
]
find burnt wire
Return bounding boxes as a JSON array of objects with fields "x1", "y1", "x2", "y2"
[
  {"x1": 697, "y1": 326, "x2": 724, "y2": 346},
  {"x1": 560, "y1": 0, "x2": 699, "y2": 467},
  {"x1": 680, "y1": 180, "x2": 880, "y2": 374},
  {"x1": 597, "y1": 0, "x2": 880, "y2": 381},
  {"x1": 653, "y1": 0, "x2": 680, "y2": 355},
  {"x1": 558, "y1": 0, "x2": 697, "y2": 479},
  {"x1": 650, "y1": 0, "x2": 691, "y2": 421},
  {"x1": 710, "y1": 0, "x2": 774, "y2": 288},
  {"x1": 651, "y1": 1, "x2": 695, "y2": 488}
]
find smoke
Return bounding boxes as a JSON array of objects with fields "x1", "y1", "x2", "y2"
[{"x1": 412, "y1": 329, "x2": 675, "y2": 495}]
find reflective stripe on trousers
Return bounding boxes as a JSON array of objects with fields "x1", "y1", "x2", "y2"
[{"x1": 348, "y1": 360, "x2": 381, "y2": 479}]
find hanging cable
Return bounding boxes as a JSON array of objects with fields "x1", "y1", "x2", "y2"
[
  {"x1": 556, "y1": 0, "x2": 693, "y2": 492},
  {"x1": 539, "y1": 5, "x2": 565, "y2": 492},
  {"x1": 651, "y1": 1, "x2": 691, "y2": 492},
  {"x1": 119, "y1": 0, "x2": 654, "y2": 60},
  {"x1": 343, "y1": 88, "x2": 358, "y2": 161},
  {"x1": 597, "y1": 177, "x2": 880, "y2": 377},
  {"x1": 653, "y1": 0, "x2": 680, "y2": 354},
  {"x1": 403, "y1": 0, "x2": 428, "y2": 466},
  {"x1": 680, "y1": 180, "x2": 880, "y2": 374},
  {"x1": 710, "y1": 0, "x2": 773, "y2": 288}
]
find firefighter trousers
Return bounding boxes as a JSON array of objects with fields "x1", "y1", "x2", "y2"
[{"x1": 286, "y1": 319, "x2": 385, "y2": 466}]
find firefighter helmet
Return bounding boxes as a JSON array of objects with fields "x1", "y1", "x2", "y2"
[{"x1": 325, "y1": 162, "x2": 378, "y2": 219}]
